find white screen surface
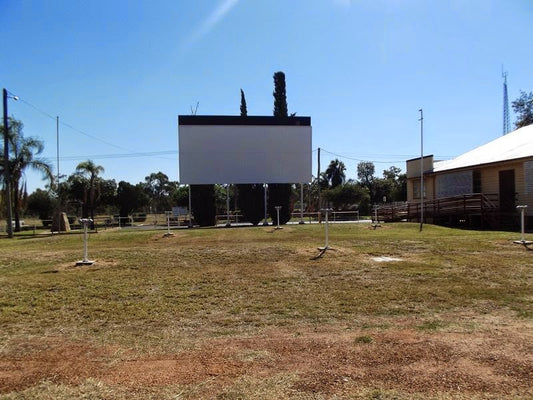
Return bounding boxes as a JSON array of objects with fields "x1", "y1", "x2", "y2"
[{"x1": 179, "y1": 120, "x2": 312, "y2": 184}]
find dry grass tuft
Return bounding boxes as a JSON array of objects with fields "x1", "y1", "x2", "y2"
[{"x1": 1, "y1": 223, "x2": 532, "y2": 398}]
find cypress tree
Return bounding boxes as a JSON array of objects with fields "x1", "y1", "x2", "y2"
[
  {"x1": 273, "y1": 72, "x2": 288, "y2": 117},
  {"x1": 240, "y1": 88, "x2": 247, "y2": 116},
  {"x1": 190, "y1": 184, "x2": 216, "y2": 226},
  {"x1": 269, "y1": 71, "x2": 293, "y2": 224},
  {"x1": 238, "y1": 183, "x2": 265, "y2": 225}
]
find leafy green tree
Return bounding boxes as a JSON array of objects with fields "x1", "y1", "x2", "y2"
[
  {"x1": 325, "y1": 159, "x2": 346, "y2": 188},
  {"x1": 1, "y1": 117, "x2": 54, "y2": 231},
  {"x1": 60, "y1": 174, "x2": 85, "y2": 216},
  {"x1": 324, "y1": 182, "x2": 368, "y2": 211},
  {"x1": 318, "y1": 172, "x2": 329, "y2": 190},
  {"x1": 382, "y1": 166, "x2": 407, "y2": 202},
  {"x1": 96, "y1": 179, "x2": 117, "y2": 214},
  {"x1": 171, "y1": 185, "x2": 190, "y2": 208},
  {"x1": 269, "y1": 71, "x2": 292, "y2": 224},
  {"x1": 214, "y1": 184, "x2": 233, "y2": 216},
  {"x1": 143, "y1": 172, "x2": 177, "y2": 213},
  {"x1": 306, "y1": 174, "x2": 328, "y2": 213},
  {"x1": 116, "y1": 181, "x2": 149, "y2": 217},
  {"x1": 372, "y1": 178, "x2": 392, "y2": 204},
  {"x1": 512, "y1": 91, "x2": 533, "y2": 129},
  {"x1": 75, "y1": 160, "x2": 104, "y2": 220},
  {"x1": 26, "y1": 188, "x2": 55, "y2": 221},
  {"x1": 357, "y1": 161, "x2": 376, "y2": 203},
  {"x1": 59, "y1": 173, "x2": 87, "y2": 216},
  {"x1": 370, "y1": 167, "x2": 407, "y2": 205},
  {"x1": 354, "y1": 163, "x2": 406, "y2": 214}
]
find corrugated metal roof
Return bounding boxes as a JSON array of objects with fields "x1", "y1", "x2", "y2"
[{"x1": 433, "y1": 124, "x2": 533, "y2": 173}]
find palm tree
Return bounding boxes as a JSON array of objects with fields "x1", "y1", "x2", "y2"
[
  {"x1": 75, "y1": 160, "x2": 104, "y2": 221},
  {"x1": 1, "y1": 118, "x2": 54, "y2": 231},
  {"x1": 325, "y1": 159, "x2": 346, "y2": 188}
]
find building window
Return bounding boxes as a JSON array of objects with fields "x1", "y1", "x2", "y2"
[
  {"x1": 413, "y1": 179, "x2": 426, "y2": 199},
  {"x1": 473, "y1": 170, "x2": 482, "y2": 193}
]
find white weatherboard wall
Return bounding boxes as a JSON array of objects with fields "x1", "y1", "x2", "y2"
[
  {"x1": 179, "y1": 121, "x2": 312, "y2": 184},
  {"x1": 525, "y1": 161, "x2": 533, "y2": 195}
]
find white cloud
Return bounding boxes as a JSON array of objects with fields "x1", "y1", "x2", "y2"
[{"x1": 182, "y1": 0, "x2": 240, "y2": 49}]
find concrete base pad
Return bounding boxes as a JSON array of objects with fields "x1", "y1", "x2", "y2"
[
  {"x1": 514, "y1": 240, "x2": 533, "y2": 245},
  {"x1": 76, "y1": 260, "x2": 95, "y2": 266}
]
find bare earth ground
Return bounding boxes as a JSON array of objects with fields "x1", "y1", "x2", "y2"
[
  {"x1": 1, "y1": 319, "x2": 532, "y2": 399},
  {"x1": 1, "y1": 225, "x2": 532, "y2": 399}
]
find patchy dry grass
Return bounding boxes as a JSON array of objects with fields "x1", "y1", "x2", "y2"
[{"x1": 0, "y1": 223, "x2": 532, "y2": 398}]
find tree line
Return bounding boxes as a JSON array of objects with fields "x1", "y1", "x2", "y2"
[
  {"x1": 3, "y1": 81, "x2": 532, "y2": 230},
  {"x1": 0, "y1": 116, "x2": 423, "y2": 229},
  {"x1": 22, "y1": 160, "x2": 406, "y2": 227}
]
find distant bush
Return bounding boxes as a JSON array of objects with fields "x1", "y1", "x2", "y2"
[
  {"x1": 324, "y1": 183, "x2": 369, "y2": 212},
  {"x1": 27, "y1": 189, "x2": 55, "y2": 220}
]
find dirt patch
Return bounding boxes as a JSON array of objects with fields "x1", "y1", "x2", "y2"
[
  {"x1": 39, "y1": 259, "x2": 120, "y2": 273},
  {"x1": 2, "y1": 325, "x2": 532, "y2": 397},
  {"x1": 0, "y1": 338, "x2": 108, "y2": 393}
]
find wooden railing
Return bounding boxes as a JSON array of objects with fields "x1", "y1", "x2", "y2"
[{"x1": 376, "y1": 193, "x2": 499, "y2": 226}]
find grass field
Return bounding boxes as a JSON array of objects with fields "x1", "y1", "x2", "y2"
[{"x1": 0, "y1": 223, "x2": 532, "y2": 399}]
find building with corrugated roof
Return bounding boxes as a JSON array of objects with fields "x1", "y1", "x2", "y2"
[{"x1": 403, "y1": 124, "x2": 533, "y2": 229}]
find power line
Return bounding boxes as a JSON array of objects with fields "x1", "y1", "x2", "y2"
[
  {"x1": 16, "y1": 97, "x2": 56, "y2": 120},
  {"x1": 58, "y1": 150, "x2": 177, "y2": 161},
  {"x1": 16, "y1": 95, "x2": 455, "y2": 168},
  {"x1": 59, "y1": 120, "x2": 136, "y2": 153},
  {"x1": 318, "y1": 148, "x2": 456, "y2": 165},
  {"x1": 16, "y1": 94, "x2": 182, "y2": 163},
  {"x1": 320, "y1": 148, "x2": 412, "y2": 164},
  {"x1": 16, "y1": 96, "x2": 138, "y2": 154}
]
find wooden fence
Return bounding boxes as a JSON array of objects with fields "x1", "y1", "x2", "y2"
[{"x1": 376, "y1": 193, "x2": 500, "y2": 228}]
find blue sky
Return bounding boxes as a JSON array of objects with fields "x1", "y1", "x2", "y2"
[{"x1": 1, "y1": 0, "x2": 532, "y2": 192}]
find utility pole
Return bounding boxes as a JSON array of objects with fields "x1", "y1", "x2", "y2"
[
  {"x1": 317, "y1": 147, "x2": 321, "y2": 222},
  {"x1": 419, "y1": 109, "x2": 424, "y2": 232},
  {"x1": 56, "y1": 116, "x2": 60, "y2": 186},
  {"x1": 263, "y1": 184, "x2": 268, "y2": 225},
  {"x1": 3, "y1": 89, "x2": 14, "y2": 238}
]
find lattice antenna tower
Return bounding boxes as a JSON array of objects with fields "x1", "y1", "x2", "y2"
[{"x1": 502, "y1": 69, "x2": 510, "y2": 135}]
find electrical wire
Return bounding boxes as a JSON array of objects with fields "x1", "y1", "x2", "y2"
[
  {"x1": 58, "y1": 150, "x2": 177, "y2": 161},
  {"x1": 15, "y1": 95, "x2": 452, "y2": 167},
  {"x1": 318, "y1": 148, "x2": 455, "y2": 166},
  {"x1": 319, "y1": 148, "x2": 414, "y2": 165},
  {"x1": 15, "y1": 95, "x2": 168, "y2": 159}
]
